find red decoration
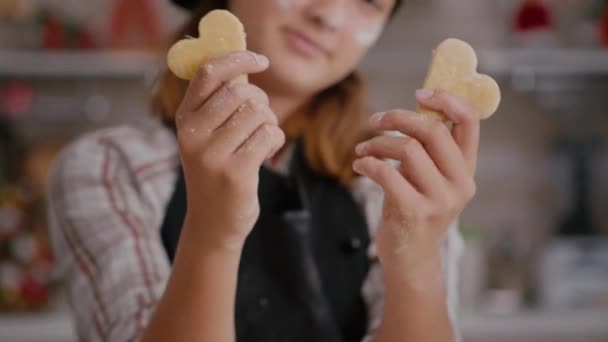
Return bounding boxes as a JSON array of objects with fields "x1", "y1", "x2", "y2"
[
  {"x1": 42, "y1": 13, "x2": 66, "y2": 49},
  {"x1": 0, "y1": 81, "x2": 34, "y2": 120},
  {"x1": 109, "y1": 0, "x2": 163, "y2": 50},
  {"x1": 601, "y1": 9, "x2": 608, "y2": 46},
  {"x1": 514, "y1": 0, "x2": 553, "y2": 32},
  {"x1": 20, "y1": 276, "x2": 48, "y2": 306},
  {"x1": 40, "y1": 10, "x2": 99, "y2": 50},
  {"x1": 77, "y1": 29, "x2": 96, "y2": 49}
]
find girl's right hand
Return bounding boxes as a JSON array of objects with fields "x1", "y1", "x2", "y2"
[{"x1": 175, "y1": 51, "x2": 285, "y2": 251}]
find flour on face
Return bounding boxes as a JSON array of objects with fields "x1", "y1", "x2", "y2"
[
  {"x1": 274, "y1": 0, "x2": 293, "y2": 10},
  {"x1": 325, "y1": 5, "x2": 346, "y2": 29},
  {"x1": 354, "y1": 24, "x2": 382, "y2": 47}
]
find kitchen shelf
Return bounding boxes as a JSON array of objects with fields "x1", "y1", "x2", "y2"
[
  {"x1": 0, "y1": 296, "x2": 75, "y2": 342},
  {"x1": 478, "y1": 49, "x2": 608, "y2": 107},
  {"x1": 0, "y1": 49, "x2": 161, "y2": 79},
  {"x1": 1, "y1": 304, "x2": 607, "y2": 342},
  {"x1": 361, "y1": 48, "x2": 608, "y2": 77},
  {"x1": 0, "y1": 310, "x2": 74, "y2": 342},
  {"x1": 4, "y1": 48, "x2": 606, "y2": 79},
  {"x1": 478, "y1": 48, "x2": 608, "y2": 76},
  {"x1": 462, "y1": 310, "x2": 608, "y2": 342}
]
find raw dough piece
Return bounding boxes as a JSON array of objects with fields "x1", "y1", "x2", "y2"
[
  {"x1": 167, "y1": 10, "x2": 247, "y2": 81},
  {"x1": 419, "y1": 38, "x2": 501, "y2": 121}
]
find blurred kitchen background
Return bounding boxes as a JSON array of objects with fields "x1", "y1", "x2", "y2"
[{"x1": 0, "y1": 0, "x2": 607, "y2": 341}]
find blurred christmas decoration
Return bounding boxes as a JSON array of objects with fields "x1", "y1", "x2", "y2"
[
  {"x1": 0, "y1": 185, "x2": 53, "y2": 312},
  {"x1": 109, "y1": 0, "x2": 164, "y2": 50},
  {"x1": 0, "y1": 2, "x2": 99, "y2": 50},
  {"x1": 0, "y1": 0, "x2": 171, "y2": 50},
  {"x1": 602, "y1": 10, "x2": 608, "y2": 45},
  {"x1": 514, "y1": 0, "x2": 553, "y2": 32},
  {"x1": 512, "y1": 0, "x2": 559, "y2": 47},
  {"x1": 37, "y1": 8, "x2": 98, "y2": 50},
  {"x1": 0, "y1": 81, "x2": 34, "y2": 121},
  {"x1": 0, "y1": 119, "x2": 54, "y2": 312},
  {"x1": 589, "y1": 0, "x2": 608, "y2": 45}
]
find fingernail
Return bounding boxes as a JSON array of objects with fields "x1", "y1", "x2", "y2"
[
  {"x1": 369, "y1": 112, "x2": 386, "y2": 125},
  {"x1": 416, "y1": 88, "x2": 434, "y2": 99},
  {"x1": 253, "y1": 53, "x2": 269, "y2": 66},
  {"x1": 352, "y1": 159, "x2": 363, "y2": 174},
  {"x1": 355, "y1": 142, "x2": 368, "y2": 155}
]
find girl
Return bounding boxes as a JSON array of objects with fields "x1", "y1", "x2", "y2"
[{"x1": 48, "y1": 0, "x2": 480, "y2": 341}]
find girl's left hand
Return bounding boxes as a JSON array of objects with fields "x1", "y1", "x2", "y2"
[{"x1": 353, "y1": 89, "x2": 480, "y2": 280}]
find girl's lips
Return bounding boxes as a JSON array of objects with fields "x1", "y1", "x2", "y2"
[{"x1": 283, "y1": 28, "x2": 329, "y2": 58}]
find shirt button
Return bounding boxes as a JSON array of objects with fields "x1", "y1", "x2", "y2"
[{"x1": 342, "y1": 237, "x2": 363, "y2": 253}]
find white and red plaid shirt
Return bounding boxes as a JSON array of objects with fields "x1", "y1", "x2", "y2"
[{"x1": 47, "y1": 117, "x2": 463, "y2": 342}]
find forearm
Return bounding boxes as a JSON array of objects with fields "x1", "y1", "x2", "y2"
[
  {"x1": 373, "y1": 255, "x2": 454, "y2": 342},
  {"x1": 142, "y1": 218, "x2": 242, "y2": 342}
]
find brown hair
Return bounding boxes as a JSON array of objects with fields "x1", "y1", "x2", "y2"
[{"x1": 152, "y1": 1, "x2": 376, "y2": 185}]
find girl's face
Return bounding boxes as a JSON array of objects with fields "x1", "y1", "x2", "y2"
[{"x1": 230, "y1": 0, "x2": 395, "y2": 97}]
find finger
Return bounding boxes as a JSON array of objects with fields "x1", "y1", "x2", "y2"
[
  {"x1": 415, "y1": 88, "x2": 480, "y2": 173},
  {"x1": 355, "y1": 135, "x2": 446, "y2": 197},
  {"x1": 180, "y1": 51, "x2": 270, "y2": 112},
  {"x1": 352, "y1": 156, "x2": 420, "y2": 205},
  {"x1": 208, "y1": 101, "x2": 278, "y2": 155},
  {"x1": 368, "y1": 110, "x2": 469, "y2": 182},
  {"x1": 234, "y1": 124, "x2": 285, "y2": 170},
  {"x1": 180, "y1": 83, "x2": 269, "y2": 135}
]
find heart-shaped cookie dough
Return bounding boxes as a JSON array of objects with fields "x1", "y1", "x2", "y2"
[
  {"x1": 167, "y1": 10, "x2": 247, "y2": 81},
  {"x1": 418, "y1": 38, "x2": 501, "y2": 121}
]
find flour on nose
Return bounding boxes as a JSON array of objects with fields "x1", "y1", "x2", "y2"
[
  {"x1": 275, "y1": 0, "x2": 292, "y2": 10},
  {"x1": 355, "y1": 24, "x2": 382, "y2": 47},
  {"x1": 326, "y1": 6, "x2": 346, "y2": 29}
]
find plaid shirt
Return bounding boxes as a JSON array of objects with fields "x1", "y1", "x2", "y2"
[{"x1": 47, "y1": 117, "x2": 463, "y2": 342}]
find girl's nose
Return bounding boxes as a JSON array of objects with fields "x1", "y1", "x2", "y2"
[{"x1": 305, "y1": 0, "x2": 347, "y2": 32}]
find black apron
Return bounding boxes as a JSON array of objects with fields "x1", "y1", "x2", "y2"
[{"x1": 160, "y1": 141, "x2": 372, "y2": 342}]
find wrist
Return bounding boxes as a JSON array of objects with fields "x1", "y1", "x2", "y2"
[
  {"x1": 382, "y1": 251, "x2": 444, "y2": 292},
  {"x1": 182, "y1": 214, "x2": 247, "y2": 254}
]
